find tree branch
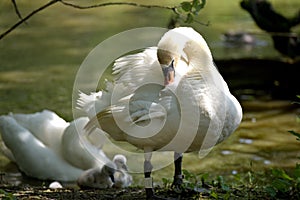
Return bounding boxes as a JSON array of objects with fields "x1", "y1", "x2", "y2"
[
  {"x1": 0, "y1": 0, "x2": 59, "y2": 40},
  {"x1": 0, "y1": 0, "x2": 181, "y2": 41},
  {"x1": 59, "y1": 0, "x2": 178, "y2": 11},
  {"x1": 11, "y1": 0, "x2": 24, "y2": 21}
]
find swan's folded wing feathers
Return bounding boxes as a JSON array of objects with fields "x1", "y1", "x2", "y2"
[
  {"x1": 129, "y1": 100, "x2": 166, "y2": 124},
  {"x1": 77, "y1": 89, "x2": 113, "y2": 119},
  {"x1": 77, "y1": 91, "x2": 100, "y2": 109},
  {"x1": 112, "y1": 48, "x2": 163, "y2": 92}
]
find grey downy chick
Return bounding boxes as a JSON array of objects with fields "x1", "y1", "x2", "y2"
[
  {"x1": 77, "y1": 163, "x2": 115, "y2": 189},
  {"x1": 112, "y1": 154, "x2": 132, "y2": 188}
]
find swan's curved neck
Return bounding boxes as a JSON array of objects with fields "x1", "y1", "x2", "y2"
[{"x1": 184, "y1": 41, "x2": 215, "y2": 74}]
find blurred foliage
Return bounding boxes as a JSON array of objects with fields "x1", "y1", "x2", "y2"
[
  {"x1": 0, "y1": 189, "x2": 16, "y2": 200},
  {"x1": 1, "y1": 0, "x2": 207, "y2": 40},
  {"x1": 179, "y1": 0, "x2": 206, "y2": 23}
]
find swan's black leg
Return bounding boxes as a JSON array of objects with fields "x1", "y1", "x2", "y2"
[
  {"x1": 144, "y1": 151, "x2": 168, "y2": 200},
  {"x1": 144, "y1": 151, "x2": 155, "y2": 200},
  {"x1": 144, "y1": 164, "x2": 154, "y2": 197},
  {"x1": 172, "y1": 152, "x2": 184, "y2": 187}
]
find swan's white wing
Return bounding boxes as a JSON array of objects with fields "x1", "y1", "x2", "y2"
[
  {"x1": 129, "y1": 101, "x2": 166, "y2": 124},
  {"x1": 83, "y1": 48, "x2": 168, "y2": 139},
  {"x1": 0, "y1": 115, "x2": 83, "y2": 181},
  {"x1": 77, "y1": 48, "x2": 163, "y2": 119},
  {"x1": 77, "y1": 81, "x2": 114, "y2": 118},
  {"x1": 77, "y1": 91, "x2": 103, "y2": 119},
  {"x1": 61, "y1": 117, "x2": 111, "y2": 170},
  {"x1": 113, "y1": 47, "x2": 164, "y2": 97},
  {"x1": 9, "y1": 110, "x2": 69, "y2": 153}
]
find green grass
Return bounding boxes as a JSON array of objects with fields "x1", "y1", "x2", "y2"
[{"x1": 156, "y1": 163, "x2": 300, "y2": 199}]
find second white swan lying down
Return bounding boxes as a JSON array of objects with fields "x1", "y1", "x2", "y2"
[{"x1": 0, "y1": 110, "x2": 132, "y2": 187}]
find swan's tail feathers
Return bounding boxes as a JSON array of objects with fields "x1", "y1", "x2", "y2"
[
  {"x1": 77, "y1": 91, "x2": 102, "y2": 118},
  {"x1": 77, "y1": 89, "x2": 113, "y2": 119}
]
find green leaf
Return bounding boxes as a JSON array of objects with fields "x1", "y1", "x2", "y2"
[
  {"x1": 271, "y1": 179, "x2": 291, "y2": 192},
  {"x1": 265, "y1": 186, "x2": 277, "y2": 197},
  {"x1": 181, "y1": 2, "x2": 192, "y2": 12},
  {"x1": 292, "y1": 95, "x2": 300, "y2": 104},
  {"x1": 200, "y1": 173, "x2": 209, "y2": 181},
  {"x1": 185, "y1": 13, "x2": 194, "y2": 24},
  {"x1": 191, "y1": 0, "x2": 206, "y2": 15},
  {"x1": 294, "y1": 163, "x2": 300, "y2": 178},
  {"x1": 162, "y1": 177, "x2": 170, "y2": 184},
  {"x1": 192, "y1": 0, "x2": 200, "y2": 7},
  {"x1": 272, "y1": 168, "x2": 293, "y2": 180},
  {"x1": 210, "y1": 191, "x2": 218, "y2": 199},
  {"x1": 0, "y1": 189, "x2": 17, "y2": 200}
]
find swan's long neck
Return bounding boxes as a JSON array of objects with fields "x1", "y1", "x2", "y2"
[
  {"x1": 184, "y1": 40, "x2": 213, "y2": 72},
  {"x1": 182, "y1": 40, "x2": 230, "y2": 95}
]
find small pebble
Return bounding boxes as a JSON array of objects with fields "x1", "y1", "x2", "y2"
[
  {"x1": 232, "y1": 170, "x2": 238, "y2": 175},
  {"x1": 264, "y1": 160, "x2": 271, "y2": 165},
  {"x1": 239, "y1": 138, "x2": 253, "y2": 144},
  {"x1": 49, "y1": 181, "x2": 63, "y2": 189},
  {"x1": 221, "y1": 150, "x2": 233, "y2": 155}
]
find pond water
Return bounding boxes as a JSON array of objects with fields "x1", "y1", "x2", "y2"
[{"x1": 0, "y1": 0, "x2": 299, "y2": 186}]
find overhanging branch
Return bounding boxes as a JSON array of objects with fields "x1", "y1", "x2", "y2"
[
  {"x1": 59, "y1": 0, "x2": 177, "y2": 11},
  {"x1": 0, "y1": 0, "x2": 59, "y2": 40},
  {"x1": 0, "y1": 0, "x2": 179, "y2": 41},
  {"x1": 11, "y1": 0, "x2": 24, "y2": 21}
]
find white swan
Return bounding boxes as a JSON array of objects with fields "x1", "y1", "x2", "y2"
[
  {"x1": 78, "y1": 27, "x2": 243, "y2": 198},
  {"x1": 0, "y1": 110, "x2": 82, "y2": 181},
  {"x1": 0, "y1": 110, "x2": 131, "y2": 186}
]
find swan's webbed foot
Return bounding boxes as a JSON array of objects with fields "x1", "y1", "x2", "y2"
[
  {"x1": 171, "y1": 174, "x2": 184, "y2": 193},
  {"x1": 171, "y1": 152, "x2": 184, "y2": 192},
  {"x1": 145, "y1": 188, "x2": 155, "y2": 200},
  {"x1": 172, "y1": 174, "x2": 184, "y2": 187}
]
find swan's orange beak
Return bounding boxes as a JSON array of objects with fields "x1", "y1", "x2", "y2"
[{"x1": 162, "y1": 61, "x2": 175, "y2": 86}]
